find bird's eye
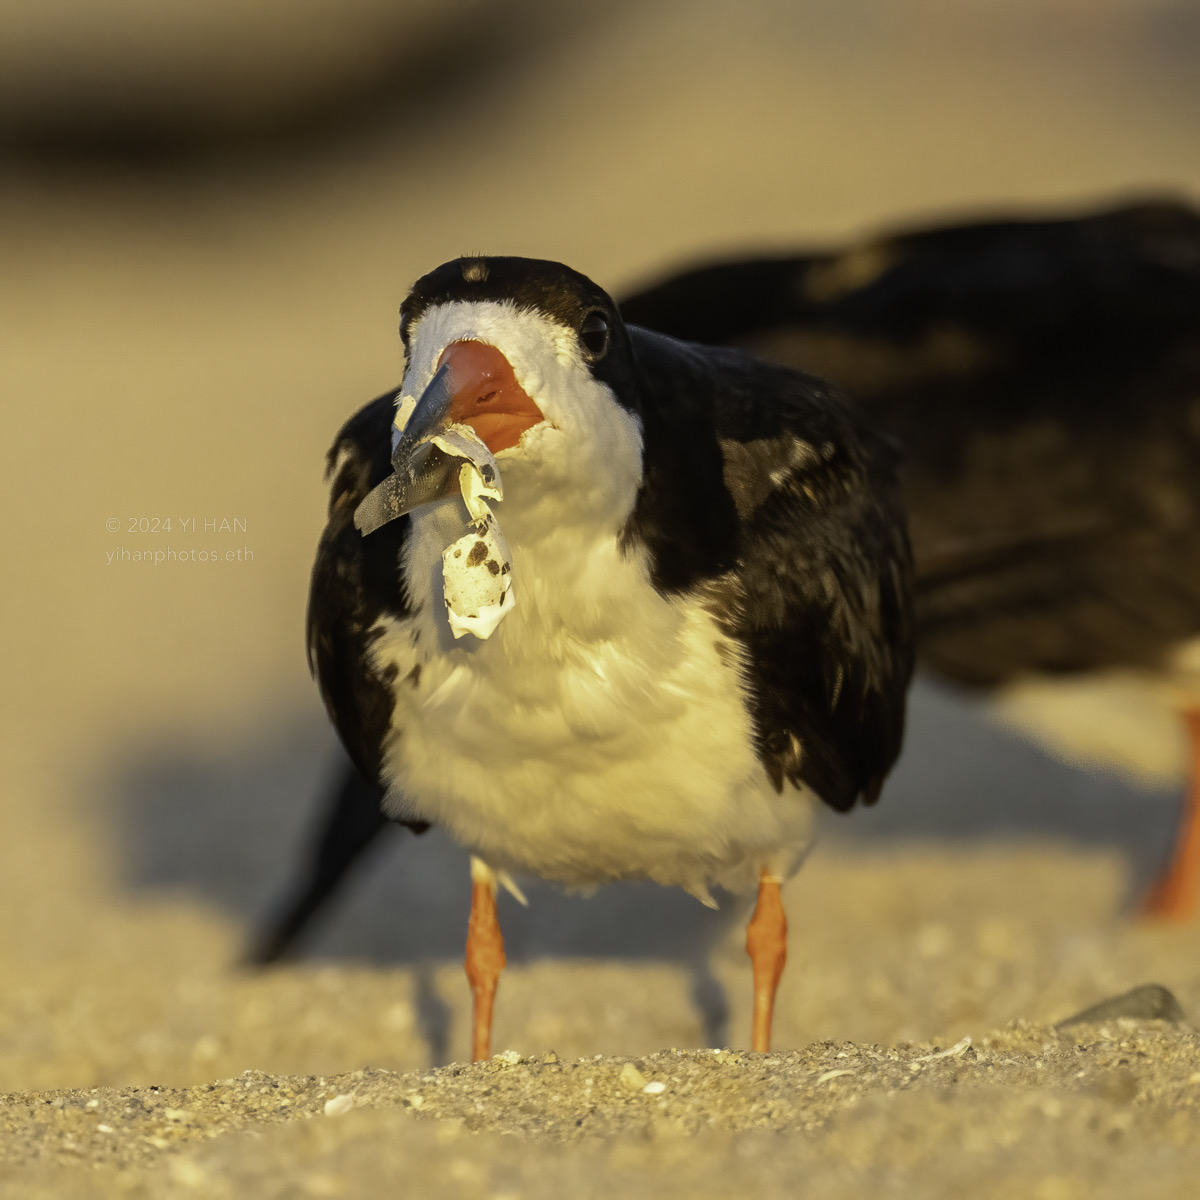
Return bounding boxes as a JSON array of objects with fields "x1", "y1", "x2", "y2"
[
  {"x1": 399, "y1": 310, "x2": 412, "y2": 343},
  {"x1": 579, "y1": 311, "x2": 610, "y2": 360}
]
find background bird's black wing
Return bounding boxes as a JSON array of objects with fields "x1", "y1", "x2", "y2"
[
  {"x1": 621, "y1": 200, "x2": 1200, "y2": 686},
  {"x1": 627, "y1": 329, "x2": 914, "y2": 812}
]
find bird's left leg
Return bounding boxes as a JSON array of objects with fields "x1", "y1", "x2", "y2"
[
  {"x1": 465, "y1": 856, "x2": 507, "y2": 1061},
  {"x1": 1141, "y1": 708, "x2": 1200, "y2": 921},
  {"x1": 745, "y1": 869, "x2": 788, "y2": 1052}
]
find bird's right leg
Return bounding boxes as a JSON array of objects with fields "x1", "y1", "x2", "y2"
[
  {"x1": 1141, "y1": 708, "x2": 1200, "y2": 921},
  {"x1": 465, "y1": 856, "x2": 507, "y2": 1061},
  {"x1": 745, "y1": 869, "x2": 788, "y2": 1052}
]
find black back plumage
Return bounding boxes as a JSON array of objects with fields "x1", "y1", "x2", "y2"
[{"x1": 620, "y1": 200, "x2": 1200, "y2": 686}]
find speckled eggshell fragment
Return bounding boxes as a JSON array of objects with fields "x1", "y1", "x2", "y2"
[{"x1": 433, "y1": 429, "x2": 514, "y2": 640}]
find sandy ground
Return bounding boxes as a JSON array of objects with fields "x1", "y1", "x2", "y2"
[
  {"x1": 3, "y1": 1, "x2": 1200, "y2": 1194},
  {"x1": 4, "y1": 841, "x2": 1200, "y2": 1197},
  {"x1": 6, "y1": 1024, "x2": 1200, "y2": 1199}
]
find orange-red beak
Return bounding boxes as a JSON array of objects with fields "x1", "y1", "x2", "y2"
[{"x1": 438, "y1": 340, "x2": 544, "y2": 455}]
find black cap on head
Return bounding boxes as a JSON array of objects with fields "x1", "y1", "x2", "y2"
[{"x1": 398, "y1": 256, "x2": 641, "y2": 409}]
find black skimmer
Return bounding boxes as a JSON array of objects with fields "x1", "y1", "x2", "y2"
[
  {"x1": 296, "y1": 256, "x2": 914, "y2": 1058},
  {"x1": 619, "y1": 199, "x2": 1200, "y2": 920}
]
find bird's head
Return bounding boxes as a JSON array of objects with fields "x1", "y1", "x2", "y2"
[{"x1": 356, "y1": 256, "x2": 647, "y2": 538}]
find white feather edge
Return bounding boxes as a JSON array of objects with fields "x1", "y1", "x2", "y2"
[{"x1": 470, "y1": 855, "x2": 529, "y2": 906}]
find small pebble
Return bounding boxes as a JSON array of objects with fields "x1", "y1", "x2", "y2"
[
  {"x1": 912, "y1": 1037, "x2": 973, "y2": 1063},
  {"x1": 643, "y1": 1081, "x2": 667, "y2": 1095},
  {"x1": 619, "y1": 1063, "x2": 648, "y2": 1092},
  {"x1": 816, "y1": 1069, "x2": 856, "y2": 1084},
  {"x1": 1057, "y1": 984, "x2": 1186, "y2": 1028},
  {"x1": 323, "y1": 1094, "x2": 355, "y2": 1117}
]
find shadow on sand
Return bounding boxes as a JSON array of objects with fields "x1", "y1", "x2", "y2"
[{"x1": 104, "y1": 673, "x2": 1184, "y2": 1053}]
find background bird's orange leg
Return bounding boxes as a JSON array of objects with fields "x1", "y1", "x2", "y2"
[
  {"x1": 745, "y1": 871, "x2": 787, "y2": 1052},
  {"x1": 1141, "y1": 709, "x2": 1200, "y2": 921},
  {"x1": 465, "y1": 859, "x2": 506, "y2": 1061}
]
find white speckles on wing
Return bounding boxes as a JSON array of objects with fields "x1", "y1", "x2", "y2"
[
  {"x1": 787, "y1": 731, "x2": 804, "y2": 764},
  {"x1": 792, "y1": 439, "x2": 820, "y2": 468},
  {"x1": 830, "y1": 664, "x2": 845, "y2": 709},
  {"x1": 770, "y1": 438, "x2": 820, "y2": 487},
  {"x1": 329, "y1": 444, "x2": 356, "y2": 480}
]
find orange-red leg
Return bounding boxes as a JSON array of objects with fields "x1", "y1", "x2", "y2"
[
  {"x1": 1141, "y1": 709, "x2": 1200, "y2": 921},
  {"x1": 745, "y1": 871, "x2": 787, "y2": 1052},
  {"x1": 465, "y1": 861, "x2": 506, "y2": 1061}
]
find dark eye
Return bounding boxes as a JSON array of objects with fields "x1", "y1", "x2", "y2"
[
  {"x1": 579, "y1": 311, "x2": 610, "y2": 360},
  {"x1": 399, "y1": 310, "x2": 413, "y2": 343}
]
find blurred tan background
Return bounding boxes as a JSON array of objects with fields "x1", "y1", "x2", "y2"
[{"x1": 2, "y1": 0, "x2": 1200, "y2": 1093}]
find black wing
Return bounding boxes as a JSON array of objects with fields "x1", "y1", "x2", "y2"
[
  {"x1": 627, "y1": 328, "x2": 914, "y2": 812},
  {"x1": 306, "y1": 387, "x2": 426, "y2": 805},
  {"x1": 621, "y1": 200, "x2": 1200, "y2": 685}
]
